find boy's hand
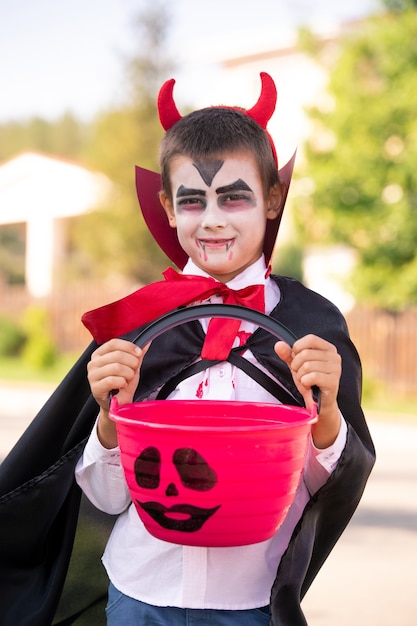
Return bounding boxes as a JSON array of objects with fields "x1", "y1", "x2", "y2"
[
  {"x1": 275, "y1": 335, "x2": 342, "y2": 449},
  {"x1": 87, "y1": 338, "x2": 149, "y2": 448}
]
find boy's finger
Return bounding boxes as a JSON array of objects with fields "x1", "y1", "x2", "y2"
[{"x1": 274, "y1": 341, "x2": 293, "y2": 364}]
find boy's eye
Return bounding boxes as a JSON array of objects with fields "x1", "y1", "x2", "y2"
[
  {"x1": 220, "y1": 192, "x2": 254, "y2": 208},
  {"x1": 224, "y1": 193, "x2": 246, "y2": 201},
  {"x1": 177, "y1": 197, "x2": 206, "y2": 211}
]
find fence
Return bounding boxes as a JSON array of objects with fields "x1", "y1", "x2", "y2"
[
  {"x1": 1, "y1": 282, "x2": 417, "y2": 396},
  {"x1": 0, "y1": 280, "x2": 135, "y2": 353},
  {"x1": 345, "y1": 307, "x2": 417, "y2": 396}
]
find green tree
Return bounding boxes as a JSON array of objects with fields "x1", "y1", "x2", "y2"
[
  {"x1": 0, "y1": 113, "x2": 88, "y2": 162},
  {"x1": 71, "y1": 0, "x2": 175, "y2": 284},
  {"x1": 294, "y1": 6, "x2": 417, "y2": 310}
]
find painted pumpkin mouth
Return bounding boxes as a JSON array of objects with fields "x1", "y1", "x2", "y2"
[{"x1": 137, "y1": 501, "x2": 221, "y2": 533}]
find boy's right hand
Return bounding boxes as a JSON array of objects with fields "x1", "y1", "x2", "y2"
[{"x1": 87, "y1": 338, "x2": 148, "y2": 448}]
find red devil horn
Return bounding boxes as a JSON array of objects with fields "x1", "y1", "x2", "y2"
[
  {"x1": 157, "y1": 78, "x2": 182, "y2": 130},
  {"x1": 245, "y1": 72, "x2": 277, "y2": 129}
]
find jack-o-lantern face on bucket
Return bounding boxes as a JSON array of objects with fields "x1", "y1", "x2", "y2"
[
  {"x1": 111, "y1": 394, "x2": 315, "y2": 546},
  {"x1": 134, "y1": 446, "x2": 221, "y2": 533}
]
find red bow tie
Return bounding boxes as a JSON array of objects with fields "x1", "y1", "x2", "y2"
[{"x1": 82, "y1": 267, "x2": 265, "y2": 360}]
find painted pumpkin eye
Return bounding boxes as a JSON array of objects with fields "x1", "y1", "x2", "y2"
[
  {"x1": 173, "y1": 448, "x2": 217, "y2": 492},
  {"x1": 135, "y1": 446, "x2": 161, "y2": 489}
]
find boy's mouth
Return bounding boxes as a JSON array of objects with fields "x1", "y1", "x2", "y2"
[{"x1": 197, "y1": 239, "x2": 234, "y2": 252}]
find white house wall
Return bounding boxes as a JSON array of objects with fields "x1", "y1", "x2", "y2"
[{"x1": 0, "y1": 152, "x2": 112, "y2": 297}]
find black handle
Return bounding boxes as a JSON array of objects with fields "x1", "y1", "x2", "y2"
[
  {"x1": 131, "y1": 304, "x2": 320, "y2": 411},
  {"x1": 132, "y1": 303, "x2": 296, "y2": 348}
]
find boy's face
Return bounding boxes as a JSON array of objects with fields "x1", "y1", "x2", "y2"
[{"x1": 160, "y1": 151, "x2": 282, "y2": 283}]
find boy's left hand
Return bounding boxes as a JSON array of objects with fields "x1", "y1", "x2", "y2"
[{"x1": 275, "y1": 335, "x2": 342, "y2": 449}]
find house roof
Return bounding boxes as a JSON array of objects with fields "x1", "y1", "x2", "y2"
[{"x1": 0, "y1": 152, "x2": 111, "y2": 225}]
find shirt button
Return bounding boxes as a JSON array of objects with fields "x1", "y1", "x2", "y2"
[{"x1": 218, "y1": 369, "x2": 225, "y2": 377}]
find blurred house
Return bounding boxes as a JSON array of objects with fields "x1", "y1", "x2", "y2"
[
  {"x1": 0, "y1": 152, "x2": 111, "y2": 298},
  {"x1": 175, "y1": 19, "x2": 361, "y2": 164},
  {"x1": 175, "y1": 19, "x2": 362, "y2": 311},
  {"x1": 0, "y1": 20, "x2": 360, "y2": 308}
]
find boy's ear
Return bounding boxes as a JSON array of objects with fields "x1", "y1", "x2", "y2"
[
  {"x1": 266, "y1": 181, "x2": 286, "y2": 220},
  {"x1": 159, "y1": 191, "x2": 177, "y2": 228}
]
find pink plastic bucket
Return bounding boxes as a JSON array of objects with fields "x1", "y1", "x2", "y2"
[{"x1": 109, "y1": 304, "x2": 318, "y2": 547}]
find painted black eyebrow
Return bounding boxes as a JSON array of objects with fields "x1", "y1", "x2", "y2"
[
  {"x1": 215, "y1": 179, "x2": 253, "y2": 194},
  {"x1": 176, "y1": 184, "x2": 206, "y2": 198}
]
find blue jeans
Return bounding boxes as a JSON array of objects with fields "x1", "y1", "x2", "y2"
[{"x1": 106, "y1": 582, "x2": 270, "y2": 625}]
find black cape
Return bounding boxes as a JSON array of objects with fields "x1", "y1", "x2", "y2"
[{"x1": 0, "y1": 276, "x2": 375, "y2": 626}]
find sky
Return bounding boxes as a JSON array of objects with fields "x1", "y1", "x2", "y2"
[{"x1": 0, "y1": 0, "x2": 381, "y2": 124}]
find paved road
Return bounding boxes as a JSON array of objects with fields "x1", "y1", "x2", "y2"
[
  {"x1": 1, "y1": 384, "x2": 416, "y2": 625},
  {"x1": 302, "y1": 418, "x2": 417, "y2": 626}
]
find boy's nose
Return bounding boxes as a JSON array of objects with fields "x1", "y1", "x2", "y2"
[{"x1": 200, "y1": 203, "x2": 227, "y2": 229}]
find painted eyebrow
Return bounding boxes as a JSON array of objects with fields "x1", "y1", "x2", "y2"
[
  {"x1": 215, "y1": 179, "x2": 253, "y2": 194},
  {"x1": 176, "y1": 184, "x2": 206, "y2": 198}
]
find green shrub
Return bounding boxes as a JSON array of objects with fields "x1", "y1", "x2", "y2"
[
  {"x1": 272, "y1": 242, "x2": 304, "y2": 281},
  {"x1": 0, "y1": 315, "x2": 26, "y2": 356},
  {"x1": 21, "y1": 305, "x2": 58, "y2": 369}
]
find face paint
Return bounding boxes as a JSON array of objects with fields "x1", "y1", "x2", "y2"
[
  {"x1": 193, "y1": 159, "x2": 224, "y2": 186},
  {"x1": 176, "y1": 185, "x2": 206, "y2": 200},
  {"x1": 215, "y1": 179, "x2": 254, "y2": 196},
  {"x1": 166, "y1": 151, "x2": 270, "y2": 283}
]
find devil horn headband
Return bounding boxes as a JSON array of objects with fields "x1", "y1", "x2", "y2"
[
  {"x1": 158, "y1": 71, "x2": 277, "y2": 131},
  {"x1": 158, "y1": 72, "x2": 279, "y2": 165},
  {"x1": 136, "y1": 72, "x2": 296, "y2": 269}
]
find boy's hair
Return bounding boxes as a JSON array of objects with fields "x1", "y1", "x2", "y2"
[{"x1": 159, "y1": 106, "x2": 280, "y2": 201}]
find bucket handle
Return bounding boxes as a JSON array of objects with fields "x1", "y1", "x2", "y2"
[{"x1": 129, "y1": 303, "x2": 320, "y2": 413}]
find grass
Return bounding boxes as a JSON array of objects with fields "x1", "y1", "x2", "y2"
[
  {"x1": 361, "y1": 377, "x2": 417, "y2": 420},
  {"x1": 363, "y1": 394, "x2": 417, "y2": 420},
  {"x1": 0, "y1": 353, "x2": 81, "y2": 386}
]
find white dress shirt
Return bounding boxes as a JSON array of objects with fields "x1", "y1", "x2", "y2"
[{"x1": 75, "y1": 256, "x2": 347, "y2": 609}]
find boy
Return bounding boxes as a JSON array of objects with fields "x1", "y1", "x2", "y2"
[{"x1": 75, "y1": 73, "x2": 375, "y2": 625}]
